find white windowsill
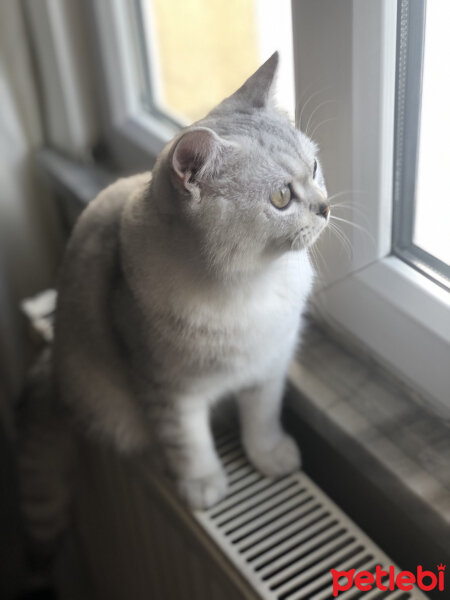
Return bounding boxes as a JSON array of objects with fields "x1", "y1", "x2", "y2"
[
  {"x1": 315, "y1": 256, "x2": 450, "y2": 411},
  {"x1": 288, "y1": 318, "x2": 450, "y2": 559}
]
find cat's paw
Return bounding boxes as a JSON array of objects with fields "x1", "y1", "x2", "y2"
[
  {"x1": 176, "y1": 470, "x2": 228, "y2": 510},
  {"x1": 247, "y1": 433, "x2": 301, "y2": 478}
]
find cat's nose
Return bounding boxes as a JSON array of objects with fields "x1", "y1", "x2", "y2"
[{"x1": 316, "y1": 202, "x2": 330, "y2": 219}]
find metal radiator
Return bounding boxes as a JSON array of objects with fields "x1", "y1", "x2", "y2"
[{"x1": 66, "y1": 431, "x2": 429, "y2": 600}]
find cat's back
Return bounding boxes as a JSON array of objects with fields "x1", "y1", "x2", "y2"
[
  {"x1": 55, "y1": 172, "x2": 150, "y2": 353},
  {"x1": 58, "y1": 173, "x2": 149, "y2": 293},
  {"x1": 67, "y1": 173, "x2": 149, "y2": 253}
]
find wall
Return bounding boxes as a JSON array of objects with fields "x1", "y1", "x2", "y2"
[{"x1": 0, "y1": 1, "x2": 62, "y2": 397}]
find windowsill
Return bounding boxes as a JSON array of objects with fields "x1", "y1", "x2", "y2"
[
  {"x1": 357, "y1": 256, "x2": 450, "y2": 347},
  {"x1": 37, "y1": 147, "x2": 450, "y2": 573},
  {"x1": 36, "y1": 148, "x2": 117, "y2": 232},
  {"x1": 36, "y1": 148, "x2": 116, "y2": 204},
  {"x1": 286, "y1": 318, "x2": 450, "y2": 571},
  {"x1": 315, "y1": 256, "x2": 450, "y2": 410}
]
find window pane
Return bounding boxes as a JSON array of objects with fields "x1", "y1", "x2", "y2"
[
  {"x1": 414, "y1": 0, "x2": 450, "y2": 266},
  {"x1": 138, "y1": 0, "x2": 294, "y2": 123}
]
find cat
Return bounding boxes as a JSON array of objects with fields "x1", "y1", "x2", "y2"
[{"x1": 24, "y1": 52, "x2": 329, "y2": 521}]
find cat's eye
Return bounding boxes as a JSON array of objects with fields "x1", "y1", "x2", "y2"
[
  {"x1": 270, "y1": 186, "x2": 291, "y2": 210},
  {"x1": 313, "y1": 159, "x2": 318, "y2": 179}
]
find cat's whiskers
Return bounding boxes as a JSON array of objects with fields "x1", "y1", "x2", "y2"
[
  {"x1": 331, "y1": 202, "x2": 367, "y2": 212},
  {"x1": 296, "y1": 85, "x2": 332, "y2": 132},
  {"x1": 295, "y1": 81, "x2": 315, "y2": 127},
  {"x1": 309, "y1": 117, "x2": 337, "y2": 140},
  {"x1": 290, "y1": 231, "x2": 302, "y2": 251},
  {"x1": 307, "y1": 241, "x2": 324, "y2": 273},
  {"x1": 327, "y1": 190, "x2": 365, "y2": 204},
  {"x1": 326, "y1": 189, "x2": 371, "y2": 228},
  {"x1": 330, "y1": 204, "x2": 372, "y2": 232},
  {"x1": 327, "y1": 221, "x2": 353, "y2": 261},
  {"x1": 330, "y1": 214, "x2": 375, "y2": 244},
  {"x1": 305, "y1": 100, "x2": 335, "y2": 138}
]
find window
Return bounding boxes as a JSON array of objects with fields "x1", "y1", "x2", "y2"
[
  {"x1": 393, "y1": 0, "x2": 450, "y2": 290},
  {"x1": 88, "y1": 0, "x2": 295, "y2": 169},
  {"x1": 131, "y1": 0, "x2": 295, "y2": 125},
  {"x1": 292, "y1": 0, "x2": 450, "y2": 409}
]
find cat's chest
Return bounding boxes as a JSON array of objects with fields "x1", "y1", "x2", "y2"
[
  {"x1": 153, "y1": 259, "x2": 311, "y2": 365},
  {"x1": 124, "y1": 253, "x2": 313, "y2": 392}
]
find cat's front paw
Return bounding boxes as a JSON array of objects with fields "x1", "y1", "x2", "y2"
[
  {"x1": 176, "y1": 470, "x2": 228, "y2": 510},
  {"x1": 247, "y1": 433, "x2": 301, "y2": 478}
]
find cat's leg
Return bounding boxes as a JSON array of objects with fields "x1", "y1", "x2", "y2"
[
  {"x1": 157, "y1": 397, "x2": 227, "y2": 509},
  {"x1": 237, "y1": 377, "x2": 301, "y2": 477}
]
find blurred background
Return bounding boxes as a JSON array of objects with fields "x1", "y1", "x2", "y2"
[{"x1": 1, "y1": 1, "x2": 449, "y2": 599}]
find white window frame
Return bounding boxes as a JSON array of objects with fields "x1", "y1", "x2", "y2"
[
  {"x1": 89, "y1": 0, "x2": 178, "y2": 171},
  {"x1": 23, "y1": 0, "x2": 177, "y2": 170},
  {"x1": 292, "y1": 0, "x2": 449, "y2": 409},
  {"x1": 27, "y1": 0, "x2": 449, "y2": 408},
  {"x1": 23, "y1": 0, "x2": 100, "y2": 159}
]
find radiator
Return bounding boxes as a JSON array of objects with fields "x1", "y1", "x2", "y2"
[{"x1": 65, "y1": 431, "x2": 429, "y2": 600}]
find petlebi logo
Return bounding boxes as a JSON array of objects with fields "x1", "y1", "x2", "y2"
[{"x1": 331, "y1": 563, "x2": 445, "y2": 596}]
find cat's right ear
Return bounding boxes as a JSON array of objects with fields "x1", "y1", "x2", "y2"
[{"x1": 170, "y1": 128, "x2": 228, "y2": 194}]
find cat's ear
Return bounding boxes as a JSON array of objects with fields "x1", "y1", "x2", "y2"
[
  {"x1": 171, "y1": 127, "x2": 228, "y2": 192},
  {"x1": 212, "y1": 51, "x2": 279, "y2": 113}
]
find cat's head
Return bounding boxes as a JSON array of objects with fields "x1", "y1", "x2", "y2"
[{"x1": 159, "y1": 52, "x2": 329, "y2": 276}]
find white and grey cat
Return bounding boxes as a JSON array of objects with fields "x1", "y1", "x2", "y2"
[{"x1": 51, "y1": 52, "x2": 329, "y2": 510}]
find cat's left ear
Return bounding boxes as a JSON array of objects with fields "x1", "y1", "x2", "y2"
[
  {"x1": 170, "y1": 127, "x2": 230, "y2": 193},
  {"x1": 211, "y1": 51, "x2": 279, "y2": 114}
]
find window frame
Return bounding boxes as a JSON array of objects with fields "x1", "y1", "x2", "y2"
[
  {"x1": 89, "y1": 0, "x2": 178, "y2": 171},
  {"x1": 23, "y1": 0, "x2": 100, "y2": 159},
  {"x1": 392, "y1": 0, "x2": 449, "y2": 290},
  {"x1": 292, "y1": 0, "x2": 450, "y2": 409}
]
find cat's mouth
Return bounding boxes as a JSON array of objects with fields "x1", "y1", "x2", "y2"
[{"x1": 291, "y1": 215, "x2": 329, "y2": 250}]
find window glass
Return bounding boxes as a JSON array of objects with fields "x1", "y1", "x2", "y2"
[
  {"x1": 414, "y1": 0, "x2": 450, "y2": 266},
  {"x1": 137, "y1": 0, "x2": 294, "y2": 124}
]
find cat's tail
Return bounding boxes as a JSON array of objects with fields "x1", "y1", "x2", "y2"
[{"x1": 17, "y1": 346, "x2": 77, "y2": 575}]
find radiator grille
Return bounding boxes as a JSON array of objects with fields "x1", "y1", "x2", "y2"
[{"x1": 195, "y1": 432, "x2": 429, "y2": 600}]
